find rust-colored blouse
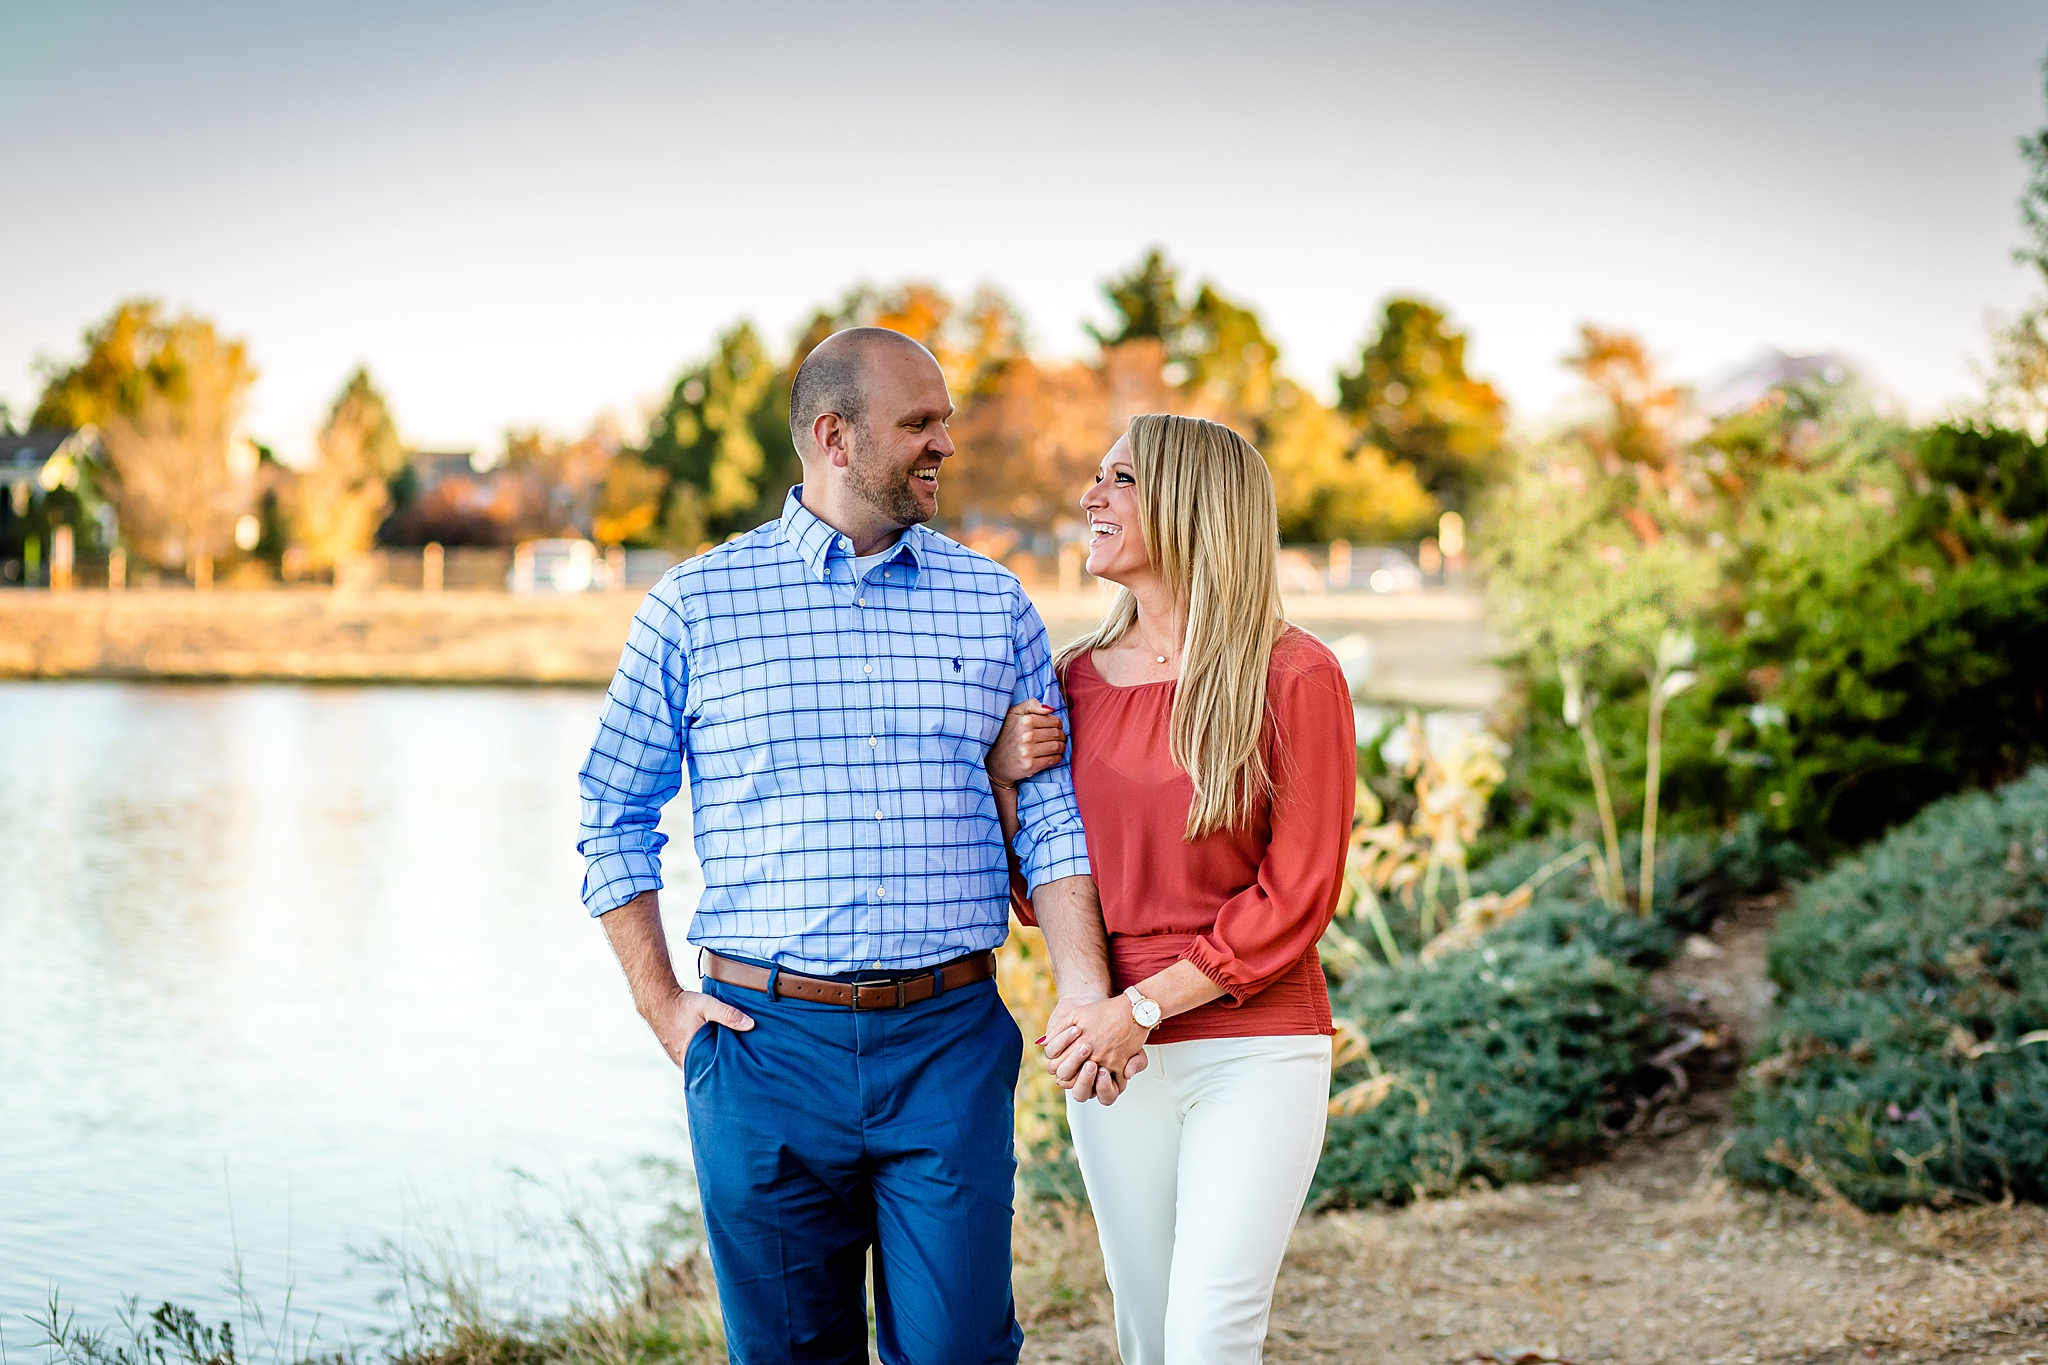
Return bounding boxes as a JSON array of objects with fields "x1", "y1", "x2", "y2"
[{"x1": 1049, "y1": 626, "x2": 1355, "y2": 1044}]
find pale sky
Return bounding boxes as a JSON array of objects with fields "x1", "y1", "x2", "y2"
[{"x1": 3, "y1": 0, "x2": 2045, "y2": 464}]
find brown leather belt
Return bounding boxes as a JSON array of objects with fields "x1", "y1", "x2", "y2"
[{"x1": 701, "y1": 949, "x2": 996, "y2": 1010}]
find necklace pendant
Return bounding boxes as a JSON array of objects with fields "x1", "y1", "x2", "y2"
[{"x1": 1154, "y1": 655, "x2": 1167, "y2": 664}]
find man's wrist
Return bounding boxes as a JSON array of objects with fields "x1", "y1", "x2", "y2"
[{"x1": 637, "y1": 982, "x2": 687, "y2": 1023}]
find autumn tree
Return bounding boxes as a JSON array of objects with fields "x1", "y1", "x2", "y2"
[
  {"x1": 1336, "y1": 299, "x2": 1507, "y2": 510},
  {"x1": 592, "y1": 454, "x2": 668, "y2": 546},
  {"x1": 1263, "y1": 383, "x2": 1436, "y2": 542},
  {"x1": 34, "y1": 300, "x2": 257, "y2": 578},
  {"x1": 839, "y1": 282, "x2": 1026, "y2": 401},
  {"x1": 947, "y1": 355, "x2": 1113, "y2": 541},
  {"x1": 1563, "y1": 325, "x2": 1689, "y2": 471},
  {"x1": 293, "y1": 368, "x2": 404, "y2": 571},
  {"x1": 499, "y1": 421, "x2": 619, "y2": 539}
]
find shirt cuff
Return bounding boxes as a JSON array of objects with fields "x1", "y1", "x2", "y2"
[
  {"x1": 581, "y1": 848, "x2": 665, "y2": 916},
  {"x1": 1022, "y1": 833, "x2": 1091, "y2": 897}
]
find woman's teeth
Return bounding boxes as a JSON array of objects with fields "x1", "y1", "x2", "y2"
[{"x1": 1090, "y1": 521, "x2": 1120, "y2": 537}]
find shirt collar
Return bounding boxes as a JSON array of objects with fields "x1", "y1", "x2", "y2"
[{"x1": 779, "y1": 485, "x2": 926, "y2": 585}]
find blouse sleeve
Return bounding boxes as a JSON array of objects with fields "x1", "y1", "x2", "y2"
[{"x1": 1178, "y1": 646, "x2": 1356, "y2": 1004}]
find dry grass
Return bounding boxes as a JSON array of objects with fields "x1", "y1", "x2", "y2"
[{"x1": 1013, "y1": 1200, "x2": 1113, "y2": 1335}]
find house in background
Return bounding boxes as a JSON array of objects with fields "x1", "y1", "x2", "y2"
[{"x1": 0, "y1": 428, "x2": 109, "y2": 586}]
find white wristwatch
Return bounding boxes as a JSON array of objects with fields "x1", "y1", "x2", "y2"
[{"x1": 1125, "y1": 985, "x2": 1162, "y2": 1030}]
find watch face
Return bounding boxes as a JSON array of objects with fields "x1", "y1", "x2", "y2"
[{"x1": 1134, "y1": 999, "x2": 1162, "y2": 1028}]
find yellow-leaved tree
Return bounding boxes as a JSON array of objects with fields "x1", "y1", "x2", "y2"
[
  {"x1": 294, "y1": 368, "x2": 405, "y2": 573},
  {"x1": 34, "y1": 299, "x2": 257, "y2": 580}
]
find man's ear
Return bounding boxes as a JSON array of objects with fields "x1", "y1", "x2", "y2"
[{"x1": 814, "y1": 412, "x2": 854, "y2": 469}]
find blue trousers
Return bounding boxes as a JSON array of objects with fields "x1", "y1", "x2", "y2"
[{"x1": 685, "y1": 971, "x2": 1025, "y2": 1365}]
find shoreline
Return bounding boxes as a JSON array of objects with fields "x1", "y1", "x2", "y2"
[{"x1": 0, "y1": 587, "x2": 1499, "y2": 705}]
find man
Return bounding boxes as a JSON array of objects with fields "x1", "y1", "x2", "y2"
[{"x1": 577, "y1": 328, "x2": 1119, "y2": 1365}]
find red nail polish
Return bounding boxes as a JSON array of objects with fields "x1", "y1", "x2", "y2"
[{"x1": 1033, "y1": 1035, "x2": 1047, "y2": 1046}]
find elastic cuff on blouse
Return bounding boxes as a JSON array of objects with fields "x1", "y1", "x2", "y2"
[{"x1": 1180, "y1": 937, "x2": 1249, "y2": 1008}]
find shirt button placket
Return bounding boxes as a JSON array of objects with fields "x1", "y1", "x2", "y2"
[{"x1": 860, "y1": 566, "x2": 885, "y2": 959}]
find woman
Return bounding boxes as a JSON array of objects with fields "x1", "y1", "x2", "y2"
[{"x1": 990, "y1": 413, "x2": 1355, "y2": 1364}]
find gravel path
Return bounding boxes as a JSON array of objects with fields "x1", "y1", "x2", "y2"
[{"x1": 1017, "y1": 903, "x2": 2048, "y2": 1364}]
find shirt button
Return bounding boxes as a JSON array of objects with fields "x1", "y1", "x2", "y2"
[
  {"x1": 874, "y1": 810, "x2": 884, "y2": 820},
  {"x1": 839, "y1": 537, "x2": 850, "y2": 549},
  {"x1": 863, "y1": 665, "x2": 873, "y2": 675},
  {"x1": 856, "y1": 597, "x2": 865, "y2": 607},
  {"x1": 868, "y1": 736, "x2": 877, "y2": 747},
  {"x1": 872, "y1": 887, "x2": 885, "y2": 900}
]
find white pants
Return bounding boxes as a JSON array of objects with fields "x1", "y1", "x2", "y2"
[{"x1": 1066, "y1": 1034, "x2": 1332, "y2": 1365}]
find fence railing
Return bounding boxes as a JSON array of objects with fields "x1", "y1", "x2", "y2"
[
  {"x1": 4, "y1": 541, "x2": 1470, "y2": 594},
  {"x1": 1001, "y1": 541, "x2": 1469, "y2": 595}
]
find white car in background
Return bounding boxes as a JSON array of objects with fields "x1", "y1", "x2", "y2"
[
  {"x1": 1342, "y1": 547, "x2": 1425, "y2": 594},
  {"x1": 509, "y1": 539, "x2": 602, "y2": 594}
]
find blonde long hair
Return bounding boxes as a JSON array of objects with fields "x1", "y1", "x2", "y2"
[{"x1": 1056, "y1": 414, "x2": 1287, "y2": 840}]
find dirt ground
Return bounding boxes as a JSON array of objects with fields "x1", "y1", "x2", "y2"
[{"x1": 1016, "y1": 902, "x2": 2048, "y2": 1365}]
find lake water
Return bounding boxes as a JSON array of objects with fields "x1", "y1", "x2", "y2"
[{"x1": 0, "y1": 683, "x2": 703, "y2": 1347}]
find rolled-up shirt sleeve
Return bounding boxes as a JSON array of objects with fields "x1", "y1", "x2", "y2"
[
  {"x1": 1007, "y1": 597, "x2": 1092, "y2": 897},
  {"x1": 577, "y1": 578, "x2": 691, "y2": 915},
  {"x1": 1179, "y1": 653, "x2": 1357, "y2": 1003}
]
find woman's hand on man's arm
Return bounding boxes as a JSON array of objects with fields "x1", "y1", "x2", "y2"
[{"x1": 987, "y1": 699, "x2": 1066, "y2": 787}]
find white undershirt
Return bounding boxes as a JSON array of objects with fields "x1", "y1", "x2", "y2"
[{"x1": 851, "y1": 547, "x2": 896, "y2": 581}]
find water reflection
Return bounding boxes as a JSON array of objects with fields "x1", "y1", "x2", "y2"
[{"x1": 0, "y1": 683, "x2": 701, "y2": 1339}]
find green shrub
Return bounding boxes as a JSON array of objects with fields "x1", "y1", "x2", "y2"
[
  {"x1": 1729, "y1": 766, "x2": 2048, "y2": 1210},
  {"x1": 1315, "y1": 933, "x2": 1661, "y2": 1206},
  {"x1": 1486, "y1": 377, "x2": 2048, "y2": 856},
  {"x1": 1314, "y1": 818, "x2": 1808, "y2": 1208},
  {"x1": 1710, "y1": 421, "x2": 2048, "y2": 851}
]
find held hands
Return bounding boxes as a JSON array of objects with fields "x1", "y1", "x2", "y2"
[
  {"x1": 1042, "y1": 994, "x2": 1151, "y2": 1104},
  {"x1": 988, "y1": 699, "x2": 1067, "y2": 787},
  {"x1": 645, "y1": 986, "x2": 755, "y2": 1070}
]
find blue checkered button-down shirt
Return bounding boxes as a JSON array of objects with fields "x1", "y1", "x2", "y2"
[{"x1": 576, "y1": 487, "x2": 1092, "y2": 975}]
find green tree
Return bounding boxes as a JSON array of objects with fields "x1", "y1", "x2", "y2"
[
  {"x1": 1180, "y1": 284, "x2": 1280, "y2": 424},
  {"x1": 1988, "y1": 55, "x2": 2048, "y2": 432},
  {"x1": 1088, "y1": 248, "x2": 1187, "y2": 347},
  {"x1": 638, "y1": 322, "x2": 795, "y2": 547},
  {"x1": 34, "y1": 299, "x2": 256, "y2": 578},
  {"x1": 1085, "y1": 251, "x2": 1446, "y2": 542},
  {"x1": 1336, "y1": 299, "x2": 1507, "y2": 509},
  {"x1": 293, "y1": 368, "x2": 404, "y2": 571},
  {"x1": 2016, "y1": 53, "x2": 2048, "y2": 289}
]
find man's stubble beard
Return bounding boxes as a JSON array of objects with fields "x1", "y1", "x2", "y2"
[{"x1": 844, "y1": 429, "x2": 933, "y2": 528}]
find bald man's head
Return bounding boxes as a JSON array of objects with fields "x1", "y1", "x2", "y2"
[{"x1": 787, "y1": 327, "x2": 934, "y2": 457}]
